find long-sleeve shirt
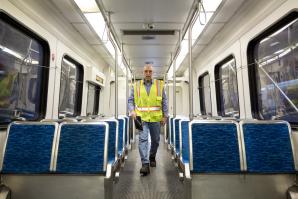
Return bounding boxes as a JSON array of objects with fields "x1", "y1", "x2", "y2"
[{"x1": 127, "y1": 79, "x2": 168, "y2": 117}]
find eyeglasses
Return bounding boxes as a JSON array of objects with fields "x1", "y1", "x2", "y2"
[{"x1": 144, "y1": 70, "x2": 152, "y2": 73}]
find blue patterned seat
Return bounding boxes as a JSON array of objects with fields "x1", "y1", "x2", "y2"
[
  {"x1": 166, "y1": 117, "x2": 170, "y2": 142},
  {"x1": 174, "y1": 118, "x2": 181, "y2": 155},
  {"x1": 180, "y1": 119, "x2": 190, "y2": 164},
  {"x1": 1, "y1": 122, "x2": 58, "y2": 174},
  {"x1": 240, "y1": 120, "x2": 295, "y2": 173},
  {"x1": 170, "y1": 117, "x2": 174, "y2": 146},
  {"x1": 123, "y1": 116, "x2": 129, "y2": 147},
  {"x1": 190, "y1": 120, "x2": 241, "y2": 173},
  {"x1": 117, "y1": 118, "x2": 125, "y2": 157},
  {"x1": 54, "y1": 122, "x2": 109, "y2": 174},
  {"x1": 102, "y1": 119, "x2": 118, "y2": 163}
]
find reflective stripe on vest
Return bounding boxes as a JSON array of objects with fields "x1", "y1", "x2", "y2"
[
  {"x1": 136, "y1": 80, "x2": 142, "y2": 98},
  {"x1": 136, "y1": 106, "x2": 161, "y2": 112}
]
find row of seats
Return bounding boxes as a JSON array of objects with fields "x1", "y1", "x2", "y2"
[
  {"x1": 167, "y1": 116, "x2": 297, "y2": 173},
  {"x1": 0, "y1": 116, "x2": 132, "y2": 199},
  {"x1": 166, "y1": 116, "x2": 298, "y2": 199}
]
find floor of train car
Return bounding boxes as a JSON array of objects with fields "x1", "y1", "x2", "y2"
[{"x1": 114, "y1": 134, "x2": 184, "y2": 199}]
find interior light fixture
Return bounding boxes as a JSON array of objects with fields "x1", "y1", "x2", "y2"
[
  {"x1": 74, "y1": 0, "x2": 133, "y2": 77},
  {"x1": 201, "y1": 0, "x2": 222, "y2": 12},
  {"x1": 84, "y1": 12, "x2": 107, "y2": 41},
  {"x1": 73, "y1": 0, "x2": 99, "y2": 12}
]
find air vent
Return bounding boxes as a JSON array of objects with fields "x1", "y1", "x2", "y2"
[
  {"x1": 122, "y1": 30, "x2": 176, "y2": 35},
  {"x1": 142, "y1": 35, "x2": 155, "y2": 40},
  {"x1": 145, "y1": 61, "x2": 153, "y2": 64}
]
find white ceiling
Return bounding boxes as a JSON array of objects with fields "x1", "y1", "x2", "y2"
[
  {"x1": 101, "y1": 0, "x2": 194, "y2": 77},
  {"x1": 49, "y1": 0, "x2": 246, "y2": 78}
]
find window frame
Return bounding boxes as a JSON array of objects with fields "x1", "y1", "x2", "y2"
[
  {"x1": 58, "y1": 55, "x2": 84, "y2": 117},
  {"x1": 247, "y1": 11, "x2": 298, "y2": 125},
  {"x1": 214, "y1": 55, "x2": 240, "y2": 117},
  {"x1": 0, "y1": 11, "x2": 50, "y2": 127},
  {"x1": 198, "y1": 72, "x2": 212, "y2": 116},
  {"x1": 86, "y1": 81, "x2": 100, "y2": 116}
]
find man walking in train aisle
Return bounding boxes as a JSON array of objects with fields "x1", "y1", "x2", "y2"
[{"x1": 128, "y1": 64, "x2": 168, "y2": 176}]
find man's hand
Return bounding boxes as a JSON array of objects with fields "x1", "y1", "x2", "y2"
[
  {"x1": 130, "y1": 110, "x2": 137, "y2": 120},
  {"x1": 160, "y1": 116, "x2": 167, "y2": 126}
]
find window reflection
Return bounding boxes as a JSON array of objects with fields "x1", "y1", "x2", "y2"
[
  {"x1": 59, "y1": 57, "x2": 83, "y2": 117},
  {"x1": 253, "y1": 17, "x2": 298, "y2": 123},
  {"x1": 86, "y1": 82, "x2": 100, "y2": 116},
  {"x1": 215, "y1": 57, "x2": 239, "y2": 117},
  {"x1": 199, "y1": 73, "x2": 212, "y2": 116},
  {"x1": 0, "y1": 16, "x2": 47, "y2": 125}
]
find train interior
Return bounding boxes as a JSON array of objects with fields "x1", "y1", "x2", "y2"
[{"x1": 0, "y1": 0, "x2": 298, "y2": 198}]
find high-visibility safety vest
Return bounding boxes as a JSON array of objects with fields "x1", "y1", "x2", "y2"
[{"x1": 134, "y1": 79, "x2": 164, "y2": 122}]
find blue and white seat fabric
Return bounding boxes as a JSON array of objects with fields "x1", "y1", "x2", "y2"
[
  {"x1": 173, "y1": 118, "x2": 182, "y2": 156},
  {"x1": 169, "y1": 116, "x2": 174, "y2": 147},
  {"x1": 189, "y1": 120, "x2": 242, "y2": 173},
  {"x1": 121, "y1": 116, "x2": 129, "y2": 148},
  {"x1": 117, "y1": 117, "x2": 125, "y2": 157},
  {"x1": 179, "y1": 119, "x2": 190, "y2": 164},
  {"x1": 99, "y1": 118, "x2": 119, "y2": 164},
  {"x1": 239, "y1": 120, "x2": 296, "y2": 173},
  {"x1": 0, "y1": 122, "x2": 58, "y2": 174},
  {"x1": 54, "y1": 122, "x2": 109, "y2": 174}
]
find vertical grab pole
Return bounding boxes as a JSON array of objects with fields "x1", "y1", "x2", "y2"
[
  {"x1": 115, "y1": 48, "x2": 118, "y2": 119},
  {"x1": 173, "y1": 57, "x2": 176, "y2": 118},
  {"x1": 132, "y1": 71, "x2": 136, "y2": 143},
  {"x1": 107, "y1": 12, "x2": 118, "y2": 119},
  {"x1": 189, "y1": 22, "x2": 193, "y2": 121},
  {"x1": 124, "y1": 44, "x2": 129, "y2": 117}
]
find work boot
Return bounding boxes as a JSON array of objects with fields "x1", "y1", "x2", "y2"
[
  {"x1": 150, "y1": 155, "x2": 156, "y2": 167},
  {"x1": 140, "y1": 163, "x2": 150, "y2": 175}
]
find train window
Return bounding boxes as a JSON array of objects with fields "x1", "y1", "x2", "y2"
[
  {"x1": 86, "y1": 82, "x2": 100, "y2": 115},
  {"x1": 215, "y1": 56, "x2": 239, "y2": 117},
  {"x1": 58, "y1": 56, "x2": 83, "y2": 117},
  {"x1": 0, "y1": 13, "x2": 49, "y2": 126},
  {"x1": 198, "y1": 73, "x2": 212, "y2": 115},
  {"x1": 248, "y1": 12, "x2": 298, "y2": 124}
]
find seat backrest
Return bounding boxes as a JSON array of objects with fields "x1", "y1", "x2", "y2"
[
  {"x1": 190, "y1": 120, "x2": 242, "y2": 173},
  {"x1": 54, "y1": 122, "x2": 109, "y2": 174},
  {"x1": 240, "y1": 120, "x2": 296, "y2": 173},
  {"x1": 117, "y1": 118, "x2": 125, "y2": 156},
  {"x1": 123, "y1": 116, "x2": 129, "y2": 147},
  {"x1": 129, "y1": 116, "x2": 133, "y2": 144},
  {"x1": 180, "y1": 119, "x2": 190, "y2": 164},
  {"x1": 102, "y1": 119, "x2": 118, "y2": 163},
  {"x1": 166, "y1": 117, "x2": 170, "y2": 142},
  {"x1": 174, "y1": 118, "x2": 181, "y2": 155},
  {"x1": 1, "y1": 122, "x2": 58, "y2": 174},
  {"x1": 170, "y1": 117, "x2": 174, "y2": 146}
]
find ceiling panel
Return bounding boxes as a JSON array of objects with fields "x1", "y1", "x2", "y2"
[
  {"x1": 48, "y1": 0, "x2": 246, "y2": 77},
  {"x1": 102, "y1": 0, "x2": 194, "y2": 23},
  {"x1": 51, "y1": 0, "x2": 84, "y2": 23},
  {"x1": 101, "y1": 0, "x2": 194, "y2": 74},
  {"x1": 73, "y1": 23, "x2": 102, "y2": 45}
]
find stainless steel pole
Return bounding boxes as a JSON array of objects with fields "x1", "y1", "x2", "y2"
[
  {"x1": 173, "y1": 58, "x2": 176, "y2": 118},
  {"x1": 189, "y1": 22, "x2": 193, "y2": 120},
  {"x1": 123, "y1": 43, "x2": 129, "y2": 116},
  {"x1": 115, "y1": 49, "x2": 118, "y2": 119}
]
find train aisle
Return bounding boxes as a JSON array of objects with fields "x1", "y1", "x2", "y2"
[{"x1": 114, "y1": 135, "x2": 185, "y2": 199}]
